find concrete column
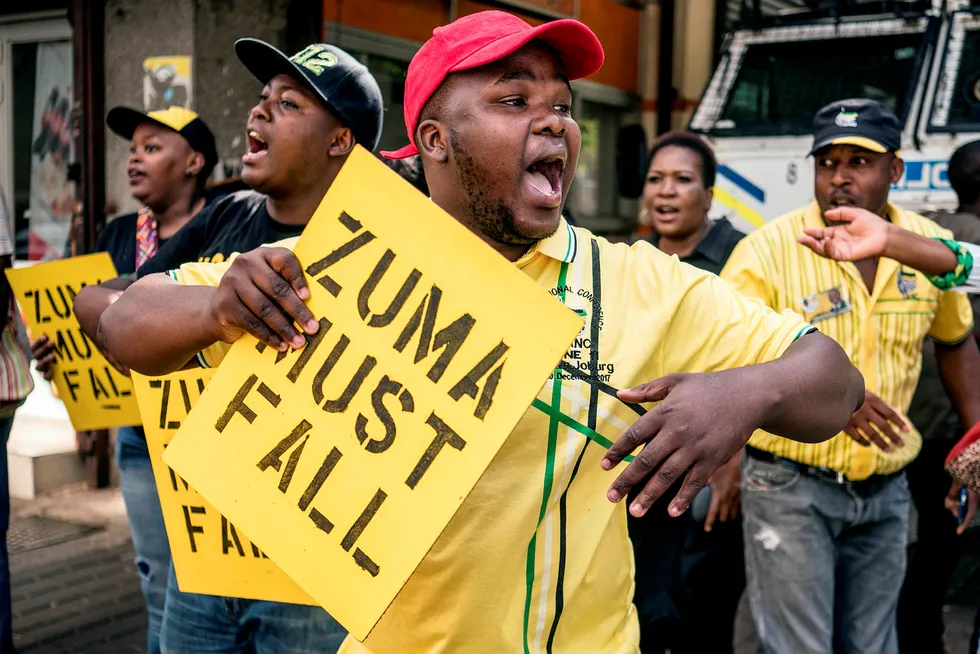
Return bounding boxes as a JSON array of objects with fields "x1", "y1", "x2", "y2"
[
  {"x1": 102, "y1": 0, "x2": 295, "y2": 216},
  {"x1": 639, "y1": 1, "x2": 660, "y2": 144},
  {"x1": 672, "y1": 0, "x2": 715, "y2": 129},
  {"x1": 103, "y1": 0, "x2": 196, "y2": 216},
  {"x1": 194, "y1": 1, "x2": 290, "y2": 183}
]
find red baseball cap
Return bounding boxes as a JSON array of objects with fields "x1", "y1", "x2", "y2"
[{"x1": 381, "y1": 10, "x2": 604, "y2": 160}]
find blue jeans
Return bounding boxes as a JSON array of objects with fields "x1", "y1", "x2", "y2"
[
  {"x1": 160, "y1": 563, "x2": 347, "y2": 653},
  {"x1": 0, "y1": 415, "x2": 13, "y2": 653},
  {"x1": 116, "y1": 426, "x2": 170, "y2": 654},
  {"x1": 741, "y1": 455, "x2": 910, "y2": 654}
]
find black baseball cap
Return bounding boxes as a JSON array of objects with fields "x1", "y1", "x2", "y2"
[
  {"x1": 107, "y1": 106, "x2": 219, "y2": 177},
  {"x1": 809, "y1": 98, "x2": 902, "y2": 156},
  {"x1": 235, "y1": 38, "x2": 384, "y2": 152}
]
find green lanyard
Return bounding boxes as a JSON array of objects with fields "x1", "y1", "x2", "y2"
[{"x1": 531, "y1": 259, "x2": 634, "y2": 462}]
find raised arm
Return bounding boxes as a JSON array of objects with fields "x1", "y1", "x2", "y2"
[
  {"x1": 98, "y1": 247, "x2": 319, "y2": 376},
  {"x1": 797, "y1": 206, "x2": 963, "y2": 277}
]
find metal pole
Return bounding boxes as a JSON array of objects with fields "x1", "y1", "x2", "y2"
[
  {"x1": 657, "y1": 0, "x2": 675, "y2": 135},
  {"x1": 69, "y1": 0, "x2": 105, "y2": 255}
]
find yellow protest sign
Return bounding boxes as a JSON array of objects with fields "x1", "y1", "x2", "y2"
[
  {"x1": 132, "y1": 368, "x2": 315, "y2": 604},
  {"x1": 5, "y1": 253, "x2": 141, "y2": 430},
  {"x1": 163, "y1": 146, "x2": 583, "y2": 640}
]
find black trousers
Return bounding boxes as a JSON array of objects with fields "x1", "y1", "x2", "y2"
[
  {"x1": 630, "y1": 486, "x2": 745, "y2": 654},
  {"x1": 898, "y1": 437, "x2": 966, "y2": 654}
]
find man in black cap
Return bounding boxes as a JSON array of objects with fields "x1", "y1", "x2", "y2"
[
  {"x1": 76, "y1": 37, "x2": 382, "y2": 341},
  {"x1": 74, "y1": 37, "x2": 383, "y2": 654},
  {"x1": 720, "y1": 98, "x2": 980, "y2": 654}
]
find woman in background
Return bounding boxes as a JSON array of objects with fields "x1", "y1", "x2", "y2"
[
  {"x1": 0, "y1": 185, "x2": 35, "y2": 652},
  {"x1": 631, "y1": 131, "x2": 747, "y2": 654},
  {"x1": 32, "y1": 106, "x2": 217, "y2": 654}
]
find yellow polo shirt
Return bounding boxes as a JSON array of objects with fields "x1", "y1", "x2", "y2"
[
  {"x1": 722, "y1": 201, "x2": 973, "y2": 480},
  {"x1": 169, "y1": 219, "x2": 812, "y2": 654}
]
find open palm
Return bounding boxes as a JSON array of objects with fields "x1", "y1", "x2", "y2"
[{"x1": 797, "y1": 207, "x2": 890, "y2": 262}]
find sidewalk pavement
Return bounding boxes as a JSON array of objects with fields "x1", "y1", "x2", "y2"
[
  {"x1": 10, "y1": 484, "x2": 145, "y2": 653},
  {"x1": 6, "y1": 483, "x2": 980, "y2": 653}
]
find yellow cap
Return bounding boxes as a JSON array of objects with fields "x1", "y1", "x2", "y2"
[
  {"x1": 145, "y1": 106, "x2": 200, "y2": 132},
  {"x1": 828, "y1": 136, "x2": 888, "y2": 153}
]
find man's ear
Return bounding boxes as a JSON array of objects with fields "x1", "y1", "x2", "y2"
[
  {"x1": 417, "y1": 119, "x2": 449, "y2": 164},
  {"x1": 328, "y1": 127, "x2": 355, "y2": 157},
  {"x1": 185, "y1": 151, "x2": 205, "y2": 178},
  {"x1": 889, "y1": 156, "x2": 905, "y2": 186}
]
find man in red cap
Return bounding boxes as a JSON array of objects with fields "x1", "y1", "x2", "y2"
[{"x1": 97, "y1": 11, "x2": 864, "y2": 653}]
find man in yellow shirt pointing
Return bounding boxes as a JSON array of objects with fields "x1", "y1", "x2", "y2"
[
  {"x1": 721, "y1": 98, "x2": 980, "y2": 654},
  {"x1": 97, "y1": 13, "x2": 864, "y2": 654}
]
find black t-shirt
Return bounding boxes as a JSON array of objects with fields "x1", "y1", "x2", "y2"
[
  {"x1": 94, "y1": 213, "x2": 171, "y2": 276},
  {"x1": 136, "y1": 190, "x2": 306, "y2": 277},
  {"x1": 644, "y1": 217, "x2": 747, "y2": 276},
  {"x1": 93, "y1": 212, "x2": 173, "y2": 438}
]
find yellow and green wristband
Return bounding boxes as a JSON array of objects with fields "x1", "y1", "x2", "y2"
[{"x1": 928, "y1": 238, "x2": 973, "y2": 290}]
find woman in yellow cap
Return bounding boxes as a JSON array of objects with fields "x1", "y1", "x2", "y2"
[{"x1": 33, "y1": 105, "x2": 217, "y2": 654}]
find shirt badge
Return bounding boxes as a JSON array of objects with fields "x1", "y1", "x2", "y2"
[
  {"x1": 897, "y1": 269, "x2": 918, "y2": 299},
  {"x1": 835, "y1": 110, "x2": 858, "y2": 128},
  {"x1": 801, "y1": 286, "x2": 853, "y2": 323}
]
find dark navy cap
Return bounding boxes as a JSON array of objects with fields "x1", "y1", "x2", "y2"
[
  {"x1": 810, "y1": 98, "x2": 902, "y2": 156},
  {"x1": 235, "y1": 38, "x2": 384, "y2": 152}
]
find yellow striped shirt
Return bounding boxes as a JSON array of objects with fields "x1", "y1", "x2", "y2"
[
  {"x1": 169, "y1": 220, "x2": 812, "y2": 653},
  {"x1": 721, "y1": 201, "x2": 973, "y2": 479}
]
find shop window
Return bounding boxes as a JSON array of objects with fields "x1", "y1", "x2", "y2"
[
  {"x1": 9, "y1": 39, "x2": 75, "y2": 261},
  {"x1": 567, "y1": 100, "x2": 638, "y2": 234},
  {"x1": 713, "y1": 31, "x2": 923, "y2": 136}
]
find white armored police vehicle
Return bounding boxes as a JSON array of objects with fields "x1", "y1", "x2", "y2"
[{"x1": 689, "y1": 0, "x2": 980, "y2": 232}]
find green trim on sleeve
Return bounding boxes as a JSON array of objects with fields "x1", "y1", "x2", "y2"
[
  {"x1": 792, "y1": 325, "x2": 818, "y2": 342},
  {"x1": 929, "y1": 321, "x2": 975, "y2": 346}
]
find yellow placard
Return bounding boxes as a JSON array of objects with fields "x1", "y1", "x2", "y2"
[
  {"x1": 5, "y1": 253, "x2": 141, "y2": 430},
  {"x1": 162, "y1": 146, "x2": 583, "y2": 640},
  {"x1": 132, "y1": 368, "x2": 315, "y2": 604}
]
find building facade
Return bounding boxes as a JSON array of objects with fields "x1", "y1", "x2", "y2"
[{"x1": 2, "y1": 0, "x2": 762, "y2": 256}]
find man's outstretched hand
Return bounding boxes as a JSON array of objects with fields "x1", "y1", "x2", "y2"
[
  {"x1": 843, "y1": 390, "x2": 909, "y2": 452},
  {"x1": 31, "y1": 336, "x2": 56, "y2": 381},
  {"x1": 604, "y1": 370, "x2": 766, "y2": 519},
  {"x1": 946, "y1": 480, "x2": 980, "y2": 536},
  {"x1": 797, "y1": 207, "x2": 890, "y2": 261}
]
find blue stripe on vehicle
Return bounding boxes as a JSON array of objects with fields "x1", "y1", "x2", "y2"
[{"x1": 718, "y1": 165, "x2": 766, "y2": 204}]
